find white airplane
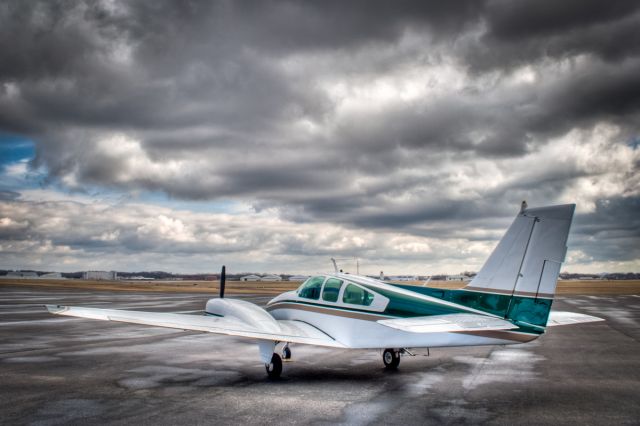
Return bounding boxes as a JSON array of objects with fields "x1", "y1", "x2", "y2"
[{"x1": 47, "y1": 203, "x2": 603, "y2": 378}]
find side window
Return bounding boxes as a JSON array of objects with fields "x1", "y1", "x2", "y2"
[
  {"x1": 298, "y1": 276, "x2": 325, "y2": 300},
  {"x1": 322, "y1": 278, "x2": 343, "y2": 302},
  {"x1": 342, "y1": 283, "x2": 374, "y2": 306}
]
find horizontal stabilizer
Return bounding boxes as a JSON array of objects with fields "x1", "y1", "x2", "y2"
[
  {"x1": 377, "y1": 313, "x2": 516, "y2": 334},
  {"x1": 546, "y1": 311, "x2": 604, "y2": 326},
  {"x1": 45, "y1": 305, "x2": 345, "y2": 348}
]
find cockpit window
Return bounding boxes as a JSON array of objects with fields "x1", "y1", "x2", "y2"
[
  {"x1": 298, "y1": 276, "x2": 325, "y2": 300},
  {"x1": 342, "y1": 283, "x2": 374, "y2": 306},
  {"x1": 322, "y1": 278, "x2": 343, "y2": 302}
]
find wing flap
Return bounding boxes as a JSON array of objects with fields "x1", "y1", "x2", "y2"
[
  {"x1": 546, "y1": 311, "x2": 604, "y2": 326},
  {"x1": 377, "y1": 313, "x2": 516, "y2": 333},
  {"x1": 46, "y1": 305, "x2": 345, "y2": 348}
]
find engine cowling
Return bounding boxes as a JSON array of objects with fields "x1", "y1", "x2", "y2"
[{"x1": 205, "y1": 298, "x2": 281, "y2": 333}]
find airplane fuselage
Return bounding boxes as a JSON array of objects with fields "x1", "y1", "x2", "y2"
[{"x1": 265, "y1": 273, "x2": 542, "y2": 349}]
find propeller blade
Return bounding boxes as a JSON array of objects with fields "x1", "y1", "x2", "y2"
[{"x1": 220, "y1": 265, "x2": 226, "y2": 299}]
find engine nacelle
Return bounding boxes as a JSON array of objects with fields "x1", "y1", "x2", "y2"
[{"x1": 205, "y1": 298, "x2": 281, "y2": 333}]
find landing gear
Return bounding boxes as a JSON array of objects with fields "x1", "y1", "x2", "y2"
[
  {"x1": 265, "y1": 353, "x2": 282, "y2": 379},
  {"x1": 382, "y1": 348, "x2": 400, "y2": 369},
  {"x1": 281, "y1": 344, "x2": 292, "y2": 360}
]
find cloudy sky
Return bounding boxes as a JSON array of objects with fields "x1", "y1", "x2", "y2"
[{"x1": 1, "y1": 0, "x2": 639, "y2": 275}]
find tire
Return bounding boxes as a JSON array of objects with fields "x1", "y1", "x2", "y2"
[
  {"x1": 383, "y1": 348, "x2": 400, "y2": 369},
  {"x1": 265, "y1": 353, "x2": 282, "y2": 379},
  {"x1": 282, "y1": 346, "x2": 292, "y2": 360}
]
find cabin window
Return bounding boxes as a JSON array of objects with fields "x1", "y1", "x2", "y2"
[
  {"x1": 342, "y1": 283, "x2": 374, "y2": 306},
  {"x1": 322, "y1": 278, "x2": 343, "y2": 302},
  {"x1": 298, "y1": 276, "x2": 325, "y2": 300}
]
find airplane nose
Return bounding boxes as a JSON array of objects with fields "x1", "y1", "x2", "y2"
[{"x1": 266, "y1": 290, "x2": 294, "y2": 306}]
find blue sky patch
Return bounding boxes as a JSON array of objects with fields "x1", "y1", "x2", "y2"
[
  {"x1": 134, "y1": 191, "x2": 242, "y2": 214},
  {"x1": 0, "y1": 134, "x2": 35, "y2": 165}
]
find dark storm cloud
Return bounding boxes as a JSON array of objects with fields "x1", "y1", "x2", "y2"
[
  {"x1": 0, "y1": 0, "x2": 639, "y2": 270},
  {"x1": 539, "y1": 60, "x2": 640, "y2": 125},
  {"x1": 570, "y1": 197, "x2": 640, "y2": 262},
  {"x1": 486, "y1": 0, "x2": 638, "y2": 38},
  {"x1": 467, "y1": 0, "x2": 640, "y2": 71},
  {"x1": 0, "y1": 191, "x2": 20, "y2": 201},
  {"x1": 0, "y1": 0, "x2": 484, "y2": 132}
]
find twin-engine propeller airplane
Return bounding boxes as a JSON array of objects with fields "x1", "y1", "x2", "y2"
[{"x1": 47, "y1": 203, "x2": 603, "y2": 378}]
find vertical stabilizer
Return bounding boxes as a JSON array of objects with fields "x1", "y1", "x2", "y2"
[{"x1": 466, "y1": 204, "x2": 575, "y2": 300}]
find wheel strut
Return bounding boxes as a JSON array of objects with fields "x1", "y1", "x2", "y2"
[{"x1": 282, "y1": 343, "x2": 292, "y2": 360}]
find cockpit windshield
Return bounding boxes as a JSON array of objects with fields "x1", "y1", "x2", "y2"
[{"x1": 297, "y1": 276, "x2": 325, "y2": 300}]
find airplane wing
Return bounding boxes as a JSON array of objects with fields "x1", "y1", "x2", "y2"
[
  {"x1": 546, "y1": 311, "x2": 604, "y2": 326},
  {"x1": 377, "y1": 313, "x2": 517, "y2": 333},
  {"x1": 45, "y1": 305, "x2": 345, "y2": 348}
]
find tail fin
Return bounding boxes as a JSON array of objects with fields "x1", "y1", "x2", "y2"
[{"x1": 465, "y1": 203, "x2": 575, "y2": 327}]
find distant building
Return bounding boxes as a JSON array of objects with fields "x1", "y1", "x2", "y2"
[
  {"x1": 389, "y1": 275, "x2": 418, "y2": 282},
  {"x1": 40, "y1": 272, "x2": 62, "y2": 279},
  {"x1": 240, "y1": 274, "x2": 261, "y2": 282},
  {"x1": 261, "y1": 274, "x2": 282, "y2": 281},
  {"x1": 446, "y1": 275, "x2": 471, "y2": 282},
  {"x1": 4, "y1": 271, "x2": 38, "y2": 278},
  {"x1": 288, "y1": 275, "x2": 309, "y2": 282},
  {"x1": 82, "y1": 271, "x2": 118, "y2": 280}
]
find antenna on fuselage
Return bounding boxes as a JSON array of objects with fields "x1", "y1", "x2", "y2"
[
  {"x1": 219, "y1": 265, "x2": 226, "y2": 298},
  {"x1": 330, "y1": 257, "x2": 360, "y2": 274},
  {"x1": 422, "y1": 276, "x2": 432, "y2": 287}
]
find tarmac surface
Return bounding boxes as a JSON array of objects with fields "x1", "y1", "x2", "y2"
[{"x1": 1, "y1": 285, "x2": 639, "y2": 425}]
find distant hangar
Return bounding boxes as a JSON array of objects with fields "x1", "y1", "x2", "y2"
[
  {"x1": 240, "y1": 274, "x2": 283, "y2": 282},
  {"x1": 82, "y1": 271, "x2": 118, "y2": 280}
]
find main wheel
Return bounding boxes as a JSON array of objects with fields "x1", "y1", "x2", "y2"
[
  {"x1": 265, "y1": 353, "x2": 282, "y2": 379},
  {"x1": 282, "y1": 345, "x2": 292, "y2": 360},
  {"x1": 382, "y1": 348, "x2": 400, "y2": 369}
]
